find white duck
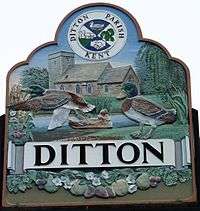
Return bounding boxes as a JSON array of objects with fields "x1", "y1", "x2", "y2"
[{"x1": 89, "y1": 21, "x2": 105, "y2": 31}]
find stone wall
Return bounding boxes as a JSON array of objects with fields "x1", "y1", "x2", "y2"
[
  {"x1": 55, "y1": 68, "x2": 140, "y2": 97},
  {"x1": 55, "y1": 82, "x2": 99, "y2": 96}
]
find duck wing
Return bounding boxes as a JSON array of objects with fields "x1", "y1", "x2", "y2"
[
  {"x1": 131, "y1": 97, "x2": 166, "y2": 118},
  {"x1": 8, "y1": 93, "x2": 70, "y2": 111},
  {"x1": 39, "y1": 93, "x2": 69, "y2": 110}
]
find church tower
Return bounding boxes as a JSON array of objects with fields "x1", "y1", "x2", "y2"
[{"x1": 48, "y1": 51, "x2": 75, "y2": 88}]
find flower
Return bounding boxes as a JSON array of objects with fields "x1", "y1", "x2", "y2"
[
  {"x1": 9, "y1": 117, "x2": 18, "y2": 123},
  {"x1": 63, "y1": 179, "x2": 79, "y2": 190},
  {"x1": 22, "y1": 176, "x2": 30, "y2": 183},
  {"x1": 52, "y1": 177, "x2": 62, "y2": 187},
  {"x1": 60, "y1": 176, "x2": 70, "y2": 184},
  {"x1": 85, "y1": 172, "x2": 95, "y2": 180},
  {"x1": 101, "y1": 170, "x2": 110, "y2": 179},
  {"x1": 128, "y1": 184, "x2": 137, "y2": 193},
  {"x1": 63, "y1": 183, "x2": 72, "y2": 190},
  {"x1": 126, "y1": 174, "x2": 136, "y2": 184},
  {"x1": 9, "y1": 110, "x2": 17, "y2": 117},
  {"x1": 13, "y1": 131, "x2": 23, "y2": 139},
  {"x1": 92, "y1": 176, "x2": 101, "y2": 187},
  {"x1": 72, "y1": 170, "x2": 79, "y2": 174}
]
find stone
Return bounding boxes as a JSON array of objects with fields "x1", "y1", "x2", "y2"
[
  {"x1": 136, "y1": 173, "x2": 150, "y2": 190},
  {"x1": 112, "y1": 179, "x2": 128, "y2": 196},
  {"x1": 106, "y1": 186, "x2": 116, "y2": 198},
  {"x1": 95, "y1": 186, "x2": 109, "y2": 198},
  {"x1": 44, "y1": 177, "x2": 59, "y2": 193},
  {"x1": 155, "y1": 176, "x2": 161, "y2": 183},
  {"x1": 36, "y1": 178, "x2": 47, "y2": 186},
  {"x1": 84, "y1": 185, "x2": 95, "y2": 198},
  {"x1": 150, "y1": 181, "x2": 158, "y2": 188},
  {"x1": 149, "y1": 176, "x2": 161, "y2": 188},
  {"x1": 70, "y1": 180, "x2": 87, "y2": 196}
]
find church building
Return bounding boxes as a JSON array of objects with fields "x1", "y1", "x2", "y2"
[{"x1": 48, "y1": 51, "x2": 140, "y2": 97}]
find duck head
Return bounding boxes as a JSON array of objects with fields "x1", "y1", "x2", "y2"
[
  {"x1": 161, "y1": 108, "x2": 177, "y2": 123},
  {"x1": 67, "y1": 92, "x2": 95, "y2": 113},
  {"x1": 117, "y1": 82, "x2": 138, "y2": 100}
]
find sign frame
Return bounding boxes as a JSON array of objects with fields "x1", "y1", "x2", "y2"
[{"x1": 1, "y1": 2, "x2": 198, "y2": 207}]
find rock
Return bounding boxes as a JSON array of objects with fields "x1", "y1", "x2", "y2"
[
  {"x1": 155, "y1": 176, "x2": 161, "y2": 183},
  {"x1": 112, "y1": 179, "x2": 128, "y2": 196},
  {"x1": 84, "y1": 185, "x2": 95, "y2": 198},
  {"x1": 70, "y1": 180, "x2": 87, "y2": 196},
  {"x1": 38, "y1": 185, "x2": 44, "y2": 190},
  {"x1": 36, "y1": 179, "x2": 47, "y2": 186},
  {"x1": 149, "y1": 176, "x2": 161, "y2": 188},
  {"x1": 95, "y1": 186, "x2": 109, "y2": 198},
  {"x1": 136, "y1": 173, "x2": 150, "y2": 190},
  {"x1": 150, "y1": 181, "x2": 158, "y2": 188},
  {"x1": 128, "y1": 184, "x2": 137, "y2": 193},
  {"x1": 44, "y1": 177, "x2": 59, "y2": 193},
  {"x1": 106, "y1": 186, "x2": 116, "y2": 198}
]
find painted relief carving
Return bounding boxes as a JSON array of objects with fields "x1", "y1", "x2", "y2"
[{"x1": 2, "y1": 3, "x2": 196, "y2": 207}]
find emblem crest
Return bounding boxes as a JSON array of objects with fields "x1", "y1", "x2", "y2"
[{"x1": 68, "y1": 11, "x2": 127, "y2": 60}]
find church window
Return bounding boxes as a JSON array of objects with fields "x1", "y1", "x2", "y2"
[
  {"x1": 87, "y1": 83, "x2": 92, "y2": 93},
  {"x1": 60, "y1": 84, "x2": 64, "y2": 90},
  {"x1": 105, "y1": 84, "x2": 109, "y2": 92},
  {"x1": 76, "y1": 84, "x2": 81, "y2": 94}
]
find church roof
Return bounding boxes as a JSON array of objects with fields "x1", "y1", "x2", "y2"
[
  {"x1": 56, "y1": 62, "x2": 111, "y2": 83},
  {"x1": 55, "y1": 62, "x2": 138, "y2": 84},
  {"x1": 98, "y1": 65, "x2": 132, "y2": 84}
]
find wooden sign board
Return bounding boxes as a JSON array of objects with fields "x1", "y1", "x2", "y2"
[{"x1": 2, "y1": 3, "x2": 197, "y2": 207}]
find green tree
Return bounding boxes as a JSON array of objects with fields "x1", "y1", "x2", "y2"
[
  {"x1": 134, "y1": 43, "x2": 187, "y2": 95},
  {"x1": 21, "y1": 67, "x2": 49, "y2": 89}
]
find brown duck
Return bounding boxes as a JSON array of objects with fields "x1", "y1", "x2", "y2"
[
  {"x1": 8, "y1": 86, "x2": 95, "y2": 130},
  {"x1": 118, "y1": 91, "x2": 176, "y2": 139}
]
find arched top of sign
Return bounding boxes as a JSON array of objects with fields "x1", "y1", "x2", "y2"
[{"x1": 7, "y1": 3, "x2": 190, "y2": 79}]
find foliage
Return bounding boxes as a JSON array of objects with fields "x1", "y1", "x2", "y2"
[
  {"x1": 122, "y1": 82, "x2": 138, "y2": 97},
  {"x1": 7, "y1": 167, "x2": 192, "y2": 194},
  {"x1": 90, "y1": 121, "x2": 189, "y2": 141},
  {"x1": 147, "y1": 167, "x2": 192, "y2": 186},
  {"x1": 7, "y1": 174, "x2": 34, "y2": 193},
  {"x1": 8, "y1": 110, "x2": 35, "y2": 145},
  {"x1": 85, "y1": 96, "x2": 122, "y2": 114},
  {"x1": 165, "y1": 84, "x2": 188, "y2": 124},
  {"x1": 135, "y1": 43, "x2": 187, "y2": 95},
  {"x1": 9, "y1": 84, "x2": 27, "y2": 104},
  {"x1": 85, "y1": 96, "x2": 113, "y2": 114},
  {"x1": 100, "y1": 28, "x2": 115, "y2": 42},
  {"x1": 21, "y1": 67, "x2": 49, "y2": 90}
]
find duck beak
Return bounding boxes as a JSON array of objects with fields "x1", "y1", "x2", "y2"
[
  {"x1": 82, "y1": 104, "x2": 95, "y2": 113},
  {"x1": 116, "y1": 91, "x2": 127, "y2": 100},
  {"x1": 21, "y1": 87, "x2": 32, "y2": 93}
]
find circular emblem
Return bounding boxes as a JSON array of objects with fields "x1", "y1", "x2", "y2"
[{"x1": 68, "y1": 11, "x2": 127, "y2": 60}]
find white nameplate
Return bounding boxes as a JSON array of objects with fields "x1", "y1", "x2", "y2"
[{"x1": 23, "y1": 139, "x2": 176, "y2": 170}]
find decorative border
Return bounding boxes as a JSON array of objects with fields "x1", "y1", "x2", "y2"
[{"x1": 2, "y1": 2, "x2": 197, "y2": 207}]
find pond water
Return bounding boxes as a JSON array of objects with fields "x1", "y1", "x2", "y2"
[
  {"x1": 32, "y1": 114, "x2": 137, "y2": 142},
  {"x1": 33, "y1": 114, "x2": 137, "y2": 129}
]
